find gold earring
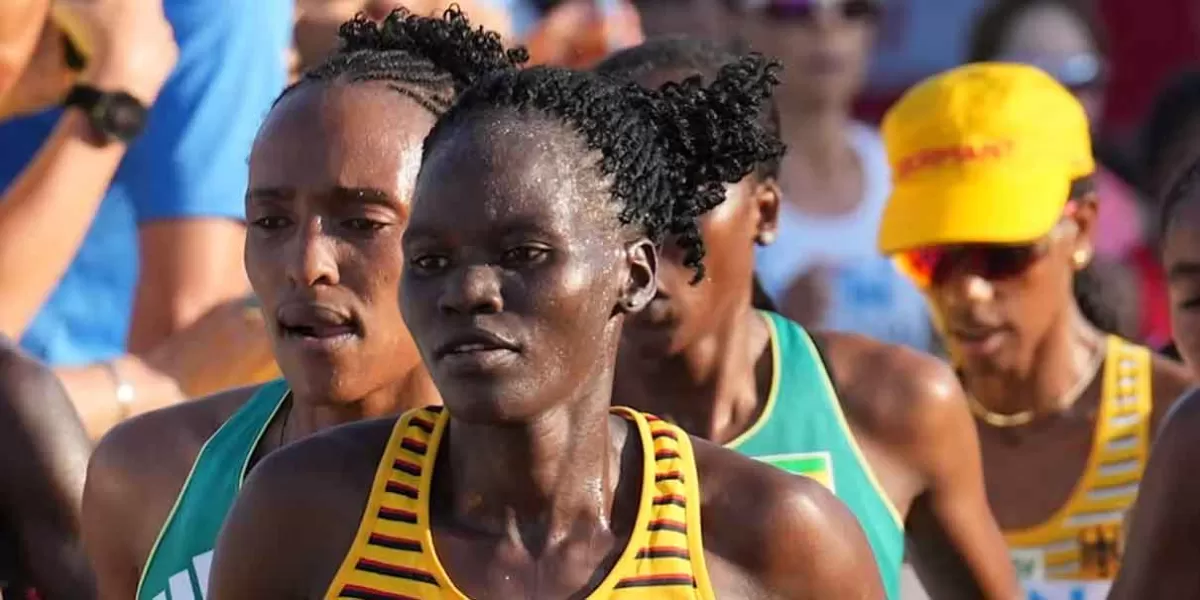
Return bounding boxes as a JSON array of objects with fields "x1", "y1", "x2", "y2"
[{"x1": 1072, "y1": 249, "x2": 1091, "y2": 269}]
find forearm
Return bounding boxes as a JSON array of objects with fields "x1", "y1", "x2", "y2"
[
  {"x1": 54, "y1": 355, "x2": 184, "y2": 440},
  {"x1": 0, "y1": 109, "x2": 126, "y2": 339}
]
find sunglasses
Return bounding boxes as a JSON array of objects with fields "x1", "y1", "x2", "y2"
[
  {"x1": 894, "y1": 203, "x2": 1077, "y2": 289},
  {"x1": 739, "y1": 0, "x2": 881, "y2": 21}
]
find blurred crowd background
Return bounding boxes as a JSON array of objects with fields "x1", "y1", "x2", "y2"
[{"x1": 3, "y1": 0, "x2": 1200, "y2": 438}]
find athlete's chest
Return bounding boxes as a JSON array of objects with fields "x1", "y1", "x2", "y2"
[{"x1": 979, "y1": 409, "x2": 1098, "y2": 531}]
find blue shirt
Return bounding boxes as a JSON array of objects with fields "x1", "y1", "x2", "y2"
[{"x1": 0, "y1": 0, "x2": 291, "y2": 366}]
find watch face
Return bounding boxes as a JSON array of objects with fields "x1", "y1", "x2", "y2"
[{"x1": 95, "y1": 92, "x2": 148, "y2": 142}]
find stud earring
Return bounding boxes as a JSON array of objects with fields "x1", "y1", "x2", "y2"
[{"x1": 1072, "y1": 249, "x2": 1091, "y2": 269}]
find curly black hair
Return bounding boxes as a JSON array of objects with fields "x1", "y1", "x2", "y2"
[
  {"x1": 1142, "y1": 70, "x2": 1200, "y2": 200},
  {"x1": 275, "y1": 8, "x2": 527, "y2": 116},
  {"x1": 594, "y1": 36, "x2": 784, "y2": 182},
  {"x1": 1159, "y1": 153, "x2": 1200, "y2": 242},
  {"x1": 410, "y1": 9, "x2": 784, "y2": 282}
]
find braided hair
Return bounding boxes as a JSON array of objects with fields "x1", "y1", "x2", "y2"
[
  {"x1": 407, "y1": 9, "x2": 783, "y2": 282},
  {"x1": 276, "y1": 8, "x2": 526, "y2": 116},
  {"x1": 594, "y1": 36, "x2": 784, "y2": 182},
  {"x1": 593, "y1": 36, "x2": 783, "y2": 307}
]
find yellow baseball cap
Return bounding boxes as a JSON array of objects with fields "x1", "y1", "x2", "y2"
[{"x1": 877, "y1": 62, "x2": 1095, "y2": 254}]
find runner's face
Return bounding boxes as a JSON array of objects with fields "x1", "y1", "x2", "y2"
[
  {"x1": 620, "y1": 65, "x2": 779, "y2": 352},
  {"x1": 627, "y1": 176, "x2": 777, "y2": 352},
  {"x1": 401, "y1": 111, "x2": 656, "y2": 423},
  {"x1": 245, "y1": 82, "x2": 435, "y2": 403},
  {"x1": 922, "y1": 200, "x2": 1095, "y2": 373},
  {"x1": 1162, "y1": 199, "x2": 1200, "y2": 376}
]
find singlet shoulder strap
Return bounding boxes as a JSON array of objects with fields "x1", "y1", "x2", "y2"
[
  {"x1": 137, "y1": 379, "x2": 290, "y2": 600},
  {"x1": 607, "y1": 408, "x2": 715, "y2": 599}
]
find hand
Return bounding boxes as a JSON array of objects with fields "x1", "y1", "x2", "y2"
[
  {"x1": 143, "y1": 297, "x2": 281, "y2": 399},
  {"x1": 54, "y1": 0, "x2": 179, "y2": 104}
]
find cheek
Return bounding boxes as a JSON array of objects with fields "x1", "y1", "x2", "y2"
[{"x1": 244, "y1": 240, "x2": 282, "y2": 300}]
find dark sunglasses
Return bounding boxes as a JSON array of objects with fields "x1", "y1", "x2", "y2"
[
  {"x1": 894, "y1": 203, "x2": 1077, "y2": 289},
  {"x1": 757, "y1": 0, "x2": 882, "y2": 21}
]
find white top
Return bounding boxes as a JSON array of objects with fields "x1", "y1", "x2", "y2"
[{"x1": 755, "y1": 123, "x2": 934, "y2": 351}]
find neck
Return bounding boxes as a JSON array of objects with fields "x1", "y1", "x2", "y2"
[
  {"x1": 441, "y1": 379, "x2": 623, "y2": 556},
  {"x1": 960, "y1": 308, "x2": 1105, "y2": 418},
  {"x1": 291, "y1": 366, "x2": 440, "y2": 439},
  {"x1": 618, "y1": 304, "x2": 768, "y2": 443}
]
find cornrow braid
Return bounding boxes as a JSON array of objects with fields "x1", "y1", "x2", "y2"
[
  {"x1": 413, "y1": 9, "x2": 784, "y2": 281},
  {"x1": 276, "y1": 7, "x2": 527, "y2": 116}
]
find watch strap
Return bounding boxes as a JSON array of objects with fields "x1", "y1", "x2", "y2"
[{"x1": 63, "y1": 84, "x2": 103, "y2": 111}]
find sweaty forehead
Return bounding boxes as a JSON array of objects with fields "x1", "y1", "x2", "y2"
[
  {"x1": 249, "y1": 81, "x2": 437, "y2": 199},
  {"x1": 410, "y1": 109, "x2": 617, "y2": 235}
]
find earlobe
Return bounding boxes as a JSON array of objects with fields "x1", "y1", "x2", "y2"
[
  {"x1": 755, "y1": 179, "x2": 782, "y2": 247},
  {"x1": 620, "y1": 239, "x2": 657, "y2": 314}
]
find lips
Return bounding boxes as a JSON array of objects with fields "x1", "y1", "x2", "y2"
[
  {"x1": 276, "y1": 303, "x2": 359, "y2": 340},
  {"x1": 434, "y1": 329, "x2": 521, "y2": 360}
]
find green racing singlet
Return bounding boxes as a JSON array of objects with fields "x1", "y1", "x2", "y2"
[
  {"x1": 727, "y1": 311, "x2": 906, "y2": 599},
  {"x1": 136, "y1": 379, "x2": 289, "y2": 600}
]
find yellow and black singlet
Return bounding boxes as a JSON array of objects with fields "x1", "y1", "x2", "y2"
[
  {"x1": 325, "y1": 406, "x2": 715, "y2": 599},
  {"x1": 1006, "y1": 336, "x2": 1153, "y2": 599}
]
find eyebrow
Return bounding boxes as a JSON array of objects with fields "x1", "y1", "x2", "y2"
[
  {"x1": 245, "y1": 186, "x2": 395, "y2": 205},
  {"x1": 246, "y1": 187, "x2": 292, "y2": 202},
  {"x1": 330, "y1": 186, "x2": 394, "y2": 206},
  {"x1": 1168, "y1": 261, "x2": 1200, "y2": 282}
]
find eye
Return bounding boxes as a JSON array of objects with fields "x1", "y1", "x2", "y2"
[
  {"x1": 502, "y1": 245, "x2": 551, "y2": 267},
  {"x1": 409, "y1": 254, "x2": 449, "y2": 274},
  {"x1": 343, "y1": 218, "x2": 388, "y2": 233},
  {"x1": 250, "y1": 216, "x2": 292, "y2": 230}
]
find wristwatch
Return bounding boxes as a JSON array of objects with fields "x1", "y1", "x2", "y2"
[{"x1": 63, "y1": 84, "x2": 149, "y2": 144}]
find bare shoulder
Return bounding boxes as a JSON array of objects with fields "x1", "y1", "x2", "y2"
[
  {"x1": 88, "y1": 385, "x2": 258, "y2": 497},
  {"x1": 810, "y1": 330, "x2": 967, "y2": 448},
  {"x1": 209, "y1": 417, "x2": 396, "y2": 598},
  {"x1": 1148, "y1": 352, "x2": 1194, "y2": 431},
  {"x1": 691, "y1": 438, "x2": 884, "y2": 599}
]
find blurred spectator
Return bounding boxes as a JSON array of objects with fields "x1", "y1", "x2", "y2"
[
  {"x1": 736, "y1": 0, "x2": 935, "y2": 351},
  {"x1": 0, "y1": 0, "x2": 289, "y2": 437},
  {"x1": 967, "y1": 0, "x2": 1170, "y2": 347},
  {"x1": 523, "y1": 0, "x2": 643, "y2": 67},
  {"x1": 630, "y1": 0, "x2": 728, "y2": 40}
]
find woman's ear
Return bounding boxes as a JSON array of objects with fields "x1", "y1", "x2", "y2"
[
  {"x1": 619, "y1": 238, "x2": 657, "y2": 314},
  {"x1": 753, "y1": 177, "x2": 782, "y2": 246},
  {"x1": 1070, "y1": 193, "x2": 1099, "y2": 271}
]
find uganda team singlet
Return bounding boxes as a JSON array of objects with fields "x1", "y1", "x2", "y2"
[
  {"x1": 138, "y1": 379, "x2": 290, "y2": 600},
  {"x1": 326, "y1": 406, "x2": 715, "y2": 599},
  {"x1": 727, "y1": 311, "x2": 905, "y2": 599},
  {"x1": 1005, "y1": 336, "x2": 1153, "y2": 600}
]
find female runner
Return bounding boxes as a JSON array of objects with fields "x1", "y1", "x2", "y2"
[
  {"x1": 600, "y1": 36, "x2": 1017, "y2": 600},
  {"x1": 207, "y1": 8, "x2": 883, "y2": 599},
  {"x1": 78, "y1": 10, "x2": 491, "y2": 599}
]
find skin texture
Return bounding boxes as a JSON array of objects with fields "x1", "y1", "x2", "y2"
[
  {"x1": 918, "y1": 194, "x2": 1190, "y2": 569},
  {"x1": 208, "y1": 110, "x2": 884, "y2": 600},
  {"x1": 0, "y1": 337, "x2": 94, "y2": 600},
  {"x1": 612, "y1": 63, "x2": 1016, "y2": 598},
  {"x1": 1111, "y1": 195, "x2": 1200, "y2": 597},
  {"x1": 81, "y1": 80, "x2": 440, "y2": 600}
]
